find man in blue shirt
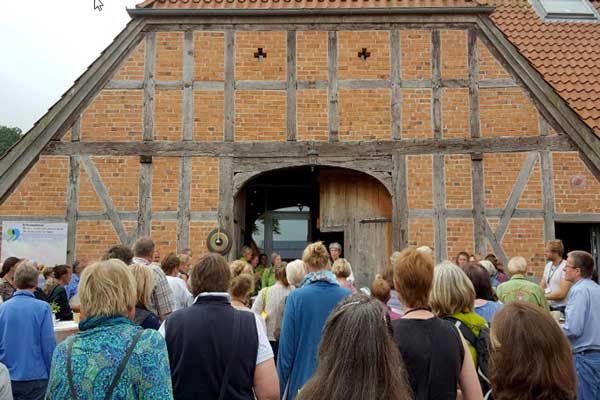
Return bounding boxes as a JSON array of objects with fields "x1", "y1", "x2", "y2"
[
  {"x1": 0, "y1": 263, "x2": 55, "y2": 400},
  {"x1": 65, "y1": 259, "x2": 88, "y2": 301},
  {"x1": 562, "y1": 250, "x2": 600, "y2": 400}
]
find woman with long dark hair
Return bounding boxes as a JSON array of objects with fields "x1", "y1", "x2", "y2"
[
  {"x1": 298, "y1": 294, "x2": 412, "y2": 400},
  {"x1": 462, "y1": 263, "x2": 503, "y2": 325},
  {"x1": 490, "y1": 301, "x2": 576, "y2": 400}
]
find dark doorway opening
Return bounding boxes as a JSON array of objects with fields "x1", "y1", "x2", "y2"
[
  {"x1": 555, "y1": 222, "x2": 600, "y2": 282},
  {"x1": 242, "y1": 167, "x2": 345, "y2": 261}
]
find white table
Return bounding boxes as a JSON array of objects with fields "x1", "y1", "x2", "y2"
[{"x1": 54, "y1": 320, "x2": 79, "y2": 343}]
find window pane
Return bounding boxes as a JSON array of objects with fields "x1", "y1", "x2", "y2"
[
  {"x1": 272, "y1": 219, "x2": 309, "y2": 260},
  {"x1": 541, "y1": 0, "x2": 594, "y2": 15},
  {"x1": 252, "y1": 218, "x2": 265, "y2": 253}
]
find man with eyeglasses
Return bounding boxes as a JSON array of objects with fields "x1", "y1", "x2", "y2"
[{"x1": 561, "y1": 250, "x2": 600, "y2": 400}]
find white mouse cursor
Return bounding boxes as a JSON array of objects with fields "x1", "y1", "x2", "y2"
[{"x1": 94, "y1": 0, "x2": 104, "y2": 11}]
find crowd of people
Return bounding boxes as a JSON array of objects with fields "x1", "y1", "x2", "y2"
[{"x1": 0, "y1": 237, "x2": 598, "y2": 400}]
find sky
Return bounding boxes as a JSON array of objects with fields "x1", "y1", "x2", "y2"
[{"x1": 0, "y1": 0, "x2": 140, "y2": 133}]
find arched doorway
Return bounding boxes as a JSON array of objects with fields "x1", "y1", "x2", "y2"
[{"x1": 234, "y1": 166, "x2": 392, "y2": 288}]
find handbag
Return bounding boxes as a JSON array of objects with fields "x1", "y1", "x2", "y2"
[{"x1": 261, "y1": 287, "x2": 269, "y2": 321}]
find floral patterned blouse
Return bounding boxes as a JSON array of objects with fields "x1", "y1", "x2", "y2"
[{"x1": 45, "y1": 315, "x2": 173, "y2": 399}]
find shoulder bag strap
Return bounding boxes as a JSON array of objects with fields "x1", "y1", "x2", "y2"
[
  {"x1": 103, "y1": 330, "x2": 144, "y2": 400},
  {"x1": 444, "y1": 317, "x2": 477, "y2": 346},
  {"x1": 218, "y1": 310, "x2": 241, "y2": 400},
  {"x1": 67, "y1": 337, "x2": 78, "y2": 400}
]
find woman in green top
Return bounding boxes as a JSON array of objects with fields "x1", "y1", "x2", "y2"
[
  {"x1": 430, "y1": 261, "x2": 488, "y2": 367},
  {"x1": 261, "y1": 252, "x2": 280, "y2": 289}
]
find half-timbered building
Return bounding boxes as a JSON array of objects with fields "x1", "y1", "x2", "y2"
[{"x1": 1, "y1": 0, "x2": 600, "y2": 286}]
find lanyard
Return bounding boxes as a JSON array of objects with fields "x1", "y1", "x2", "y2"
[{"x1": 547, "y1": 262, "x2": 561, "y2": 285}]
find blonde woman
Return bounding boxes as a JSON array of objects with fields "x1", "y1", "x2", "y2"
[
  {"x1": 430, "y1": 262, "x2": 488, "y2": 369},
  {"x1": 45, "y1": 259, "x2": 173, "y2": 398},
  {"x1": 332, "y1": 258, "x2": 356, "y2": 294},
  {"x1": 131, "y1": 264, "x2": 160, "y2": 330},
  {"x1": 230, "y1": 259, "x2": 253, "y2": 278},
  {"x1": 277, "y1": 242, "x2": 351, "y2": 400}
]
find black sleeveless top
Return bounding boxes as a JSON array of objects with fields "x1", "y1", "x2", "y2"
[
  {"x1": 164, "y1": 296, "x2": 258, "y2": 400},
  {"x1": 392, "y1": 316, "x2": 464, "y2": 400}
]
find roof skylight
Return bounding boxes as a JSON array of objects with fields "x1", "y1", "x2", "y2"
[{"x1": 533, "y1": 0, "x2": 599, "y2": 21}]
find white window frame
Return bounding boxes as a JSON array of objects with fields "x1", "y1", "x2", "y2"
[{"x1": 530, "y1": 0, "x2": 600, "y2": 22}]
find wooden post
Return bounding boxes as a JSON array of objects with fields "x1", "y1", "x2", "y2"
[
  {"x1": 177, "y1": 157, "x2": 192, "y2": 252},
  {"x1": 218, "y1": 157, "x2": 235, "y2": 260},
  {"x1": 224, "y1": 30, "x2": 235, "y2": 142},
  {"x1": 392, "y1": 151, "x2": 409, "y2": 250},
  {"x1": 468, "y1": 28, "x2": 486, "y2": 256},
  {"x1": 390, "y1": 29, "x2": 402, "y2": 140},
  {"x1": 138, "y1": 32, "x2": 156, "y2": 239},
  {"x1": 81, "y1": 156, "x2": 130, "y2": 244},
  {"x1": 182, "y1": 30, "x2": 194, "y2": 142},
  {"x1": 539, "y1": 116, "x2": 556, "y2": 241},
  {"x1": 287, "y1": 30, "x2": 297, "y2": 142},
  {"x1": 433, "y1": 154, "x2": 447, "y2": 262},
  {"x1": 66, "y1": 117, "x2": 81, "y2": 264},
  {"x1": 328, "y1": 31, "x2": 339, "y2": 142},
  {"x1": 431, "y1": 30, "x2": 442, "y2": 140},
  {"x1": 143, "y1": 33, "x2": 156, "y2": 142}
]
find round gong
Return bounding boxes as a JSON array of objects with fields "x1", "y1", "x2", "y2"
[{"x1": 207, "y1": 228, "x2": 232, "y2": 255}]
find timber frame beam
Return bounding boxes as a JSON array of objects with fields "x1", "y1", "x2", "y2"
[{"x1": 43, "y1": 135, "x2": 574, "y2": 157}]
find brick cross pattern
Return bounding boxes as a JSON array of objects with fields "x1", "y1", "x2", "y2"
[
  {"x1": 254, "y1": 48, "x2": 267, "y2": 61},
  {"x1": 358, "y1": 48, "x2": 371, "y2": 61}
]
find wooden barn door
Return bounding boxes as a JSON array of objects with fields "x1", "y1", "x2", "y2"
[{"x1": 319, "y1": 169, "x2": 392, "y2": 288}]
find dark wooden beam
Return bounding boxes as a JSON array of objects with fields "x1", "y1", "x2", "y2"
[
  {"x1": 390, "y1": 29, "x2": 402, "y2": 140},
  {"x1": 328, "y1": 31, "x2": 339, "y2": 142},
  {"x1": 431, "y1": 30, "x2": 442, "y2": 140},
  {"x1": 218, "y1": 157, "x2": 235, "y2": 259},
  {"x1": 494, "y1": 152, "x2": 538, "y2": 241},
  {"x1": 183, "y1": 30, "x2": 194, "y2": 142},
  {"x1": 392, "y1": 152, "x2": 409, "y2": 250},
  {"x1": 81, "y1": 156, "x2": 130, "y2": 244},
  {"x1": 143, "y1": 32, "x2": 156, "y2": 142},
  {"x1": 224, "y1": 30, "x2": 235, "y2": 142},
  {"x1": 44, "y1": 135, "x2": 574, "y2": 157},
  {"x1": 287, "y1": 31, "x2": 297, "y2": 141},
  {"x1": 177, "y1": 157, "x2": 192, "y2": 252}
]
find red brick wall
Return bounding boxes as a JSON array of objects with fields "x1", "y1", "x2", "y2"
[
  {"x1": 480, "y1": 88, "x2": 539, "y2": 137},
  {"x1": 441, "y1": 30, "x2": 468, "y2": 79},
  {"x1": 193, "y1": 91, "x2": 224, "y2": 141},
  {"x1": 297, "y1": 31, "x2": 328, "y2": 81},
  {"x1": 195, "y1": 32, "x2": 224, "y2": 81},
  {"x1": 408, "y1": 218, "x2": 434, "y2": 248},
  {"x1": 338, "y1": 31, "x2": 390, "y2": 80},
  {"x1": 235, "y1": 32, "x2": 286, "y2": 81},
  {"x1": 401, "y1": 30, "x2": 431, "y2": 80},
  {"x1": 478, "y1": 41, "x2": 512, "y2": 80},
  {"x1": 402, "y1": 89, "x2": 432, "y2": 139},
  {"x1": 235, "y1": 91, "x2": 286, "y2": 141},
  {"x1": 338, "y1": 89, "x2": 390, "y2": 140},
  {"x1": 155, "y1": 90, "x2": 182, "y2": 141},
  {"x1": 407, "y1": 155, "x2": 433, "y2": 209},
  {"x1": 447, "y1": 219, "x2": 474, "y2": 258},
  {"x1": 152, "y1": 157, "x2": 180, "y2": 212},
  {"x1": 0, "y1": 156, "x2": 68, "y2": 216},
  {"x1": 156, "y1": 32, "x2": 183, "y2": 80},
  {"x1": 553, "y1": 152, "x2": 600, "y2": 213},
  {"x1": 442, "y1": 88, "x2": 470, "y2": 139},
  {"x1": 297, "y1": 90, "x2": 329, "y2": 141},
  {"x1": 113, "y1": 40, "x2": 145, "y2": 81},
  {"x1": 81, "y1": 90, "x2": 143, "y2": 141},
  {"x1": 190, "y1": 157, "x2": 219, "y2": 212},
  {"x1": 445, "y1": 155, "x2": 473, "y2": 209}
]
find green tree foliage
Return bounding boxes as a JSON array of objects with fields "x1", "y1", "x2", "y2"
[{"x1": 0, "y1": 126, "x2": 22, "y2": 155}]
